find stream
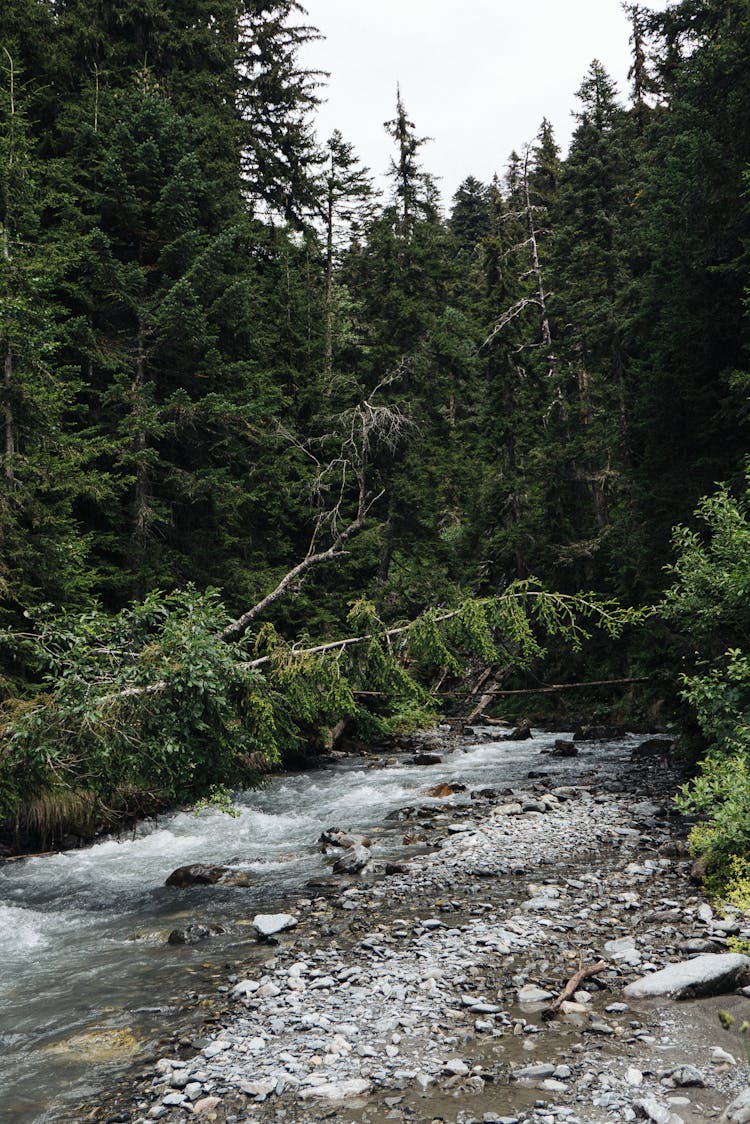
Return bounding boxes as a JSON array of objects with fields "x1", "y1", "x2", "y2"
[{"x1": 1, "y1": 729, "x2": 637, "y2": 1122}]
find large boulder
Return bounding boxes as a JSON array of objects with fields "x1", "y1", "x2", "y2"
[
  {"x1": 332, "y1": 844, "x2": 372, "y2": 875},
  {"x1": 624, "y1": 953, "x2": 750, "y2": 1001},
  {"x1": 413, "y1": 753, "x2": 442, "y2": 765},
  {"x1": 165, "y1": 863, "x2": 252, "y2": 888}
]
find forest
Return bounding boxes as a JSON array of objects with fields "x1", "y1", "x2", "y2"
[{"x1": 1, "y1": 0, "x2": 750, "y2": 900}]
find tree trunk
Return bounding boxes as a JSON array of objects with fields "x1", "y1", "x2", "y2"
[
  {"x1": 2, "y1": 223, "x2": 14, "y2": 482},
  {"x1": 324, "y1": 174, "x2": 334, "y2": 381},
  {"x1": 132, "y1": 315, "x2": 150, "y2": 547}
]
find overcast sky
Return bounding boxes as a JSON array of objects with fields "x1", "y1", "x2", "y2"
[{"x1": 301, "y1": 0, "x2": 671, "y2": 207}]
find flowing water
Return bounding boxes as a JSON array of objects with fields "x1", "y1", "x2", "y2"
[{"x1": 0, "y1": 730, "x2": 636, "y2": 1122}]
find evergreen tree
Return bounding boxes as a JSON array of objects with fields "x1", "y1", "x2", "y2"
[
  {"x1": 322, "y1": 129, "x2": 377, "y2": 381},
  {"x1": 0, "y1": 48, "x2": 91, "y2": 611}
]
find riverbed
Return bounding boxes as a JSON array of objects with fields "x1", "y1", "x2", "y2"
[{"x1": 4, "y1": 727, "x2": 749, "y2": 1123}]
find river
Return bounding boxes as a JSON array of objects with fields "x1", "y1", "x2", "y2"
[{"x1": 0, "y1": 729, "x2": 636, "y2": 1122}]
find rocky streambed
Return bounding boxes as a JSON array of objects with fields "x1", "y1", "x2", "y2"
[{"x1": 70, "y1": 732, "x2": 750, "y2": 1124}]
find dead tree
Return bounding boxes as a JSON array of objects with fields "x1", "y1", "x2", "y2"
[{"x1": 221, "y1": 375, "x2": 411, "y2": 642}]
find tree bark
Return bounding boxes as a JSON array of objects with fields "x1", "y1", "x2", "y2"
[{"x1": 542, "y1": 959, "x2": 608, "y2": 1021}]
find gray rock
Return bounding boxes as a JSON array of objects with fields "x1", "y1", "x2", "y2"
[
  {"x1": 299, "y1": 1078, "x2": 371, "y2": 1100},
  {"x1": 252, "y1": 913, "x2": 298, "y2": 939},
  {"x1": 722, "y1": 1088, "x2": 750, "y2": 1123},
  {"x1": 333, "y1": 845, "x2": 372, "y2": 874},
  {"x1": 551, "y1": 740, "x2": 577, "y2": 757},
  {"x1": 517, "y1": 984, "x2": 554, "y2": 1003},
  {"x1": 635, "y1": 1097, "x2": 685, "y2": 1124},
  {"x1": 165, "y1": 863, "x2": 252, "y2": 888},
  {"x1": 624, "y1": 953, "x2": 750, "y2": 1000},
  {"x1": 512, "y1": 1063, "x2": 556, "y2": 1080},
  {"x1": 167, "y1": 923, "x2": 211, "y2": 945},
  {"x1": 671, "y1": 1065, "x2": 705, "y2": 1087}
]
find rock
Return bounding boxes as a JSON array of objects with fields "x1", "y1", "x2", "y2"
[
  {"x1": 413, "y1": 753, "x2": 442, "y2": 765},
  {"x1": 631, "y1": 737, "x2": 674, "y2": 758},
  {"x1": 690, "y1": 855, "x2": 709, "y2": 884},
  {"x1": 551, "y1": 739, "x2": 577, "y2": 757},
  {"x1": 333, "y1": 844, "x2": 372, "y2": 874},
  {"x1": 722, "y1": 1087, "x2": 750, "y2": 1122},
  {"x1": 624, "y1": 953, "x2": 750, "y2": 1000},
  {"x1": 494, "y1": 802, "x2": 524, "y2": 817},
  {"x1": 192, "y1": 1098, "x2": 222, "y2": 1117},
  {"x1": 444, "y1": 1058, "x2": 469, "y2": 1076},
  {"x1": 512, "y1": 1063, "x2": 556, "y2": 1080},
  {"x1": 635, "y1": 1098, "x2": 685, "y2": 1124},
  {"x1": 630, "y1": 799, "x2": 663, "y2": 820},
  {"x1": 165, "y1": 863, "x2": 252, "y2": 888},
  {"x1": 384, "y1": 862, "x2": 409, "y2": 875},
  {"x1": 518, "y1": 984, "x2": 555, "y2": 1003},
  {"x1": 425, "y1": 782, "x2": 466, "y2": 797},
  {"x1": 573, "y1": 724, "x2": 624, "y2": 741},
  {"x1": 299, "y1": 1079, "x2": 371, "y2": 1100},
  {"x1": 671, "y1": 1065, "x2": 705, "y2": 1087},
  {"x1": 319, "y1": 827, "x2": 371, "y2": 851},
  {"x1": 505, "y1": 726, "x2": 532, "y2": 741},
  {"x1": 167, "y1": 923, "x2": 210, "y2": 945},
  {"x1": 252, "y1": 913, "x2": 298, "y2": 939}
]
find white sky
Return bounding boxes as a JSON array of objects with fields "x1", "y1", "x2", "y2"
[{"x1": 301, "y1": 0, "x2": 671, "y2": 206}]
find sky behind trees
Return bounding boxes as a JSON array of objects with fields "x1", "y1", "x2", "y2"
[{"x1": 303, "y1": 0, "x2": 671, "y2": 202}]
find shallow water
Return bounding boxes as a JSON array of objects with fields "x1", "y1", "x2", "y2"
[{"x1": 0, "y1": 729, "x2": 635, "y2": 1122}]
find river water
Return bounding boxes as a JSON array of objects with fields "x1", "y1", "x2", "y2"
[{"x1": 0, "y1": 729, "x2": 636, "y2": 1122}]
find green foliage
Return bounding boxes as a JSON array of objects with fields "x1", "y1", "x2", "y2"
[{"x1": 664, "y1": 479, "x2": 750, "y2": 891}]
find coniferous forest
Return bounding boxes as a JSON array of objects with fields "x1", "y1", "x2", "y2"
[{"x1": 3, "y1": 0, "x2": 750, "y2": 897}]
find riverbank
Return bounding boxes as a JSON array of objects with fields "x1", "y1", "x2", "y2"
[{"x1": 70, "y1": 731, "x2": 750, "y2": 1124}]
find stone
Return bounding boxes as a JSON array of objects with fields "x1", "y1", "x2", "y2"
[
  {"x1": 623, "y1": 953, "x2": 750, "y2": 1000},
  {"x1": 167, "y1": 923, "x2": 210, "y2": 945},
  {"x1": 574, "y1": 724, "x2": 624, "y2": 741},
  {"x1": 494, "y1": 803, "x2": 524, "y2": 817},
  {"x1": 332, "y1": 845, "x2": 372, "y2": 874},
  {"x1": 165, "y1": 863, "x2": 252, "y2": 888},
  {"x1": 635, "y1": 1097, "x2": 685, "y2": 1124},
  {"x1": 671, "y1": 1065, "x2": 705, "y2": 1087},
  {"x1": 425, "y1": 782, "x2": 467, "y2": 797},
  {"x1": 413, "y1": 753, "x2": 442, "y2": 765},
  {"x1": 551, "y1": 740, "x2": 577, "y2": 757},
  {"x1": 512, "y1": 1063, "x2": 556, "y2": 1080},
  {"x1": 319, "y1": 827, "x2": 371, "y2": 851},
  {"x1": 517, "y1": 984, "x2": 555, "y2": 1003},
  {"x1": 722, "y1": 1088, "x2": 750, "y2": 1123},
  {"x1": 631, "y1": 737, "x2": 674, "y2": 758},
  {"x1": 444, "y1": 1058, "x2": 469, "y2": 1076},
  {"x1": 192, "y1": 1097, "x2": 222, "y2": 1116},
  {"x1": 299, "y1": 1079, "x2": 371, "y2": 1100},
  {"x1": 252, "y1": 913, "x2": 298, "y2": 939}
]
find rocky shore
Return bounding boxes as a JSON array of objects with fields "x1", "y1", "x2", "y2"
[{"x1": 74, "y1": 734, "x2": 750, "y2": 1124}]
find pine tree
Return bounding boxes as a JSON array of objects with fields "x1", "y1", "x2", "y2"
[
  {"x1": 322, "y1": 129, "x2": 377, "y2": 381},
  {"x1": 0, "y1": 48, "x2": 90, "y2": 610}
]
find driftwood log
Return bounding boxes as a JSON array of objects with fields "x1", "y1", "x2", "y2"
[{"x1": 541, "y1": 959, "x2": 608, "y2": 1021}]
